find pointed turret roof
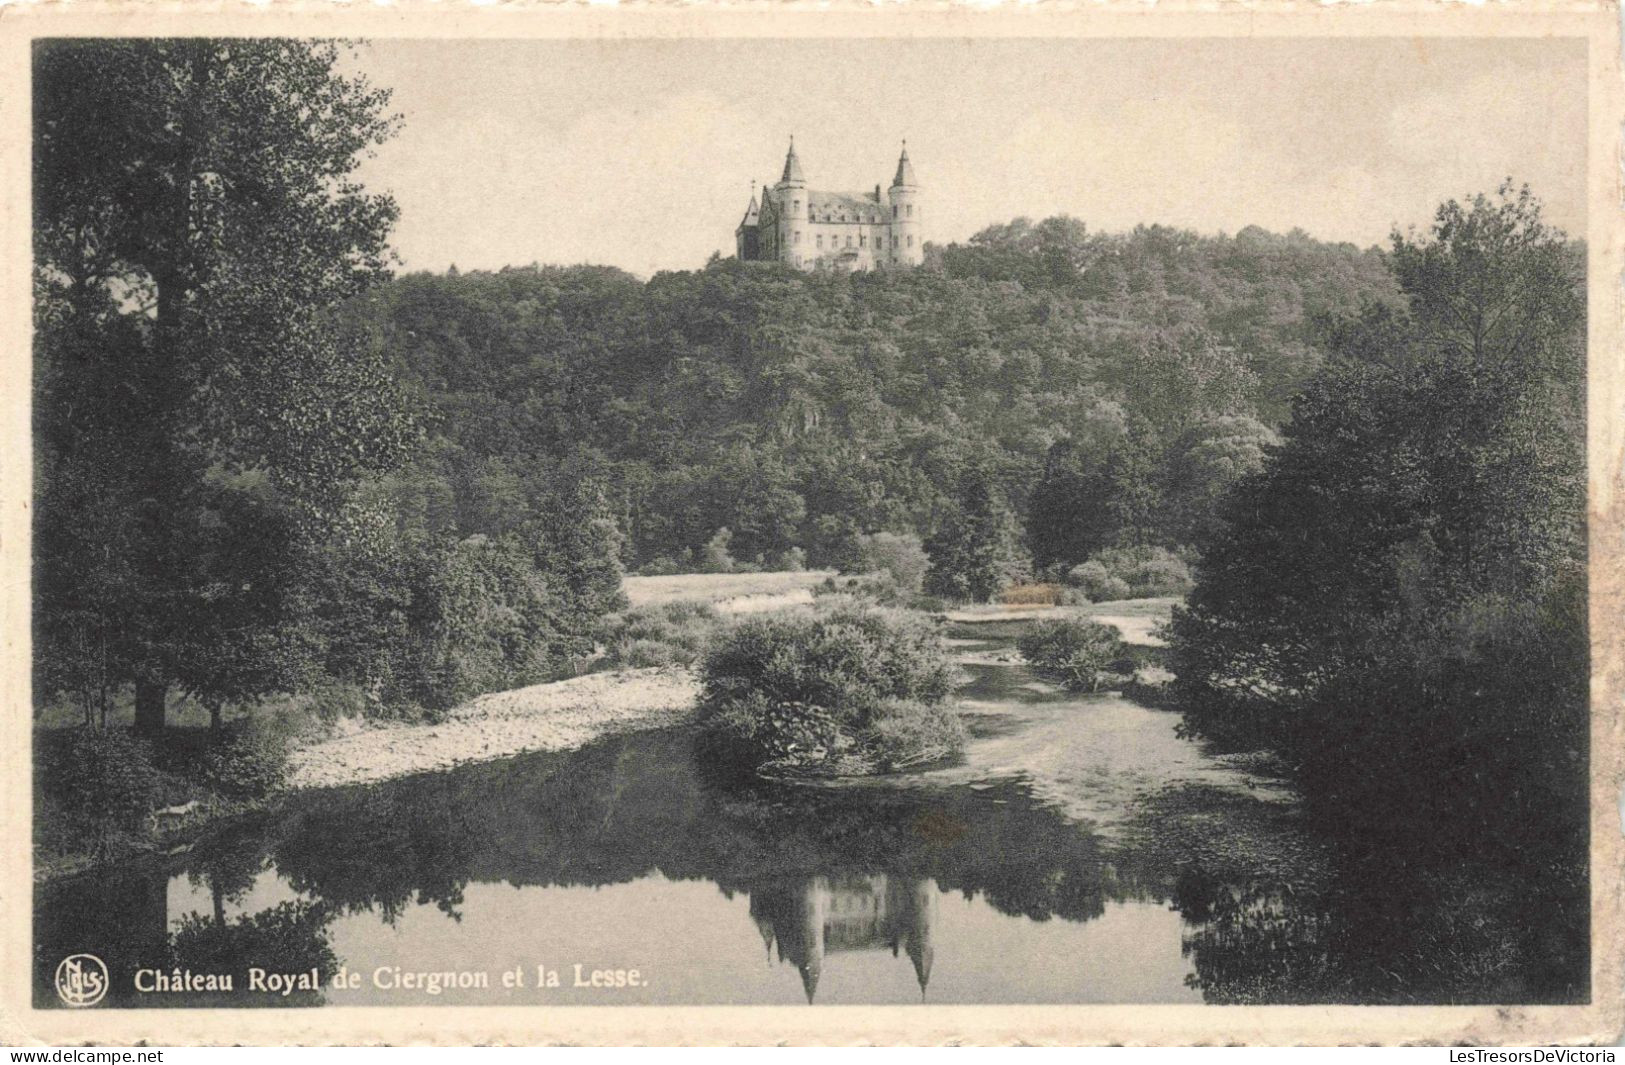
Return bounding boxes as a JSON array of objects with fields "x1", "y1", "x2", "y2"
[
  {"x1": 798, "y1": 958, "x2": 821, "y2": 1005},
  {"x1": 754, "y1": 914, "x2": 776, "y2": 957},
  {"x1": 891, "y1": 142, "x2": 917, "y2": 188},
  {"x1": 739, "y1": 188, "x2": 760, "y2": 228},
  {"x1": 781, "y1": 138, "x2": 806, "y2": 184}
]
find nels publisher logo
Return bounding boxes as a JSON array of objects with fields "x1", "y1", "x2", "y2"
[{"x1": 54, "y1": 954, "x2": 109, "y2": 1008}]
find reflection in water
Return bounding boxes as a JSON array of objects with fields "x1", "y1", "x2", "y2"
[
  {"x1": 35, "y1": 670, "x2": 1588, "y2": 1007},
  {"x1": 751, "y1": 875, "x2": 936, "y2": 1002}
]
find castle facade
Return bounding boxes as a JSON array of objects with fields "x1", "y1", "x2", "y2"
[{"x1": 736, "y1": 140, "x2": 922, "y2": 272}]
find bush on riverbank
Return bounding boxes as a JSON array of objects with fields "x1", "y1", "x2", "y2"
[
  {"x1": 196, "y1": 718, "x2": 294, "y2": 800},
  {"x1": 37, "y1": 715, "x2": 301, "y2": 865},
  {"x1": 47, "y1": 727, "x2": 169, "y2": 841},
  {"x1": 308, "y1": 507, "x2": 626, "y2": 717},
  {"x1": 1017, "y1": 618, "x2": 1130, "y2": 692},
  {"x1": 696, "y1": 601, "x2": 963, "y2": 774},
  {"x1": 597, "y1": 600, "x2": 723, "y2": 669}
]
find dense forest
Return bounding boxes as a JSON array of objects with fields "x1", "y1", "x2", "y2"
[{"x1": 355, "y1": 219, "x2": 1399, "y2": 575}]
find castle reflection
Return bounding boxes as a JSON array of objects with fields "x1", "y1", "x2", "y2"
[{"x1": 749, "y1": 875, "x2": 937, "y2": 1003}]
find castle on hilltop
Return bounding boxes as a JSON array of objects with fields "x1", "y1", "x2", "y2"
[{"x1": 735, "y1": 139, "x2": 923, "y2": 272}]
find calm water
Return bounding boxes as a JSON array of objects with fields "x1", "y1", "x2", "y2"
[{"x1": 35, "y1": 638, "x2": 1588, "y2": 1007}]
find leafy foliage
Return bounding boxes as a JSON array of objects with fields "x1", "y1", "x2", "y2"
[
  {"x1": 1017, "y1": 618, "x2": 1129, "y2": 692},
  {"x1": 697, "y1": 601, "x2": 962, "y2": 773},
  {"x1": 853, "y1": 532, "x2": 930, "y2": 598},
  {"x1": 167, "y1": 901, "x2": 338, "y2": 1006},
  {"x1": 348, "y1": 221, "x2": 1398, "y2": 578},
  {"x1": 924, "y1": 473, "x2": 1028, "y2": 602},
  {"x1": 33, "y1": 40, "x2": 414, "y2": 731},
  {"x1": 307, "y1": 513, "x2": 623, "y2": 715},
  {"x1": 1065, "y1": 545, "x2": 1193, "y2": 602},
  {"x1": 48, "y1": 728, "x2": 168, "y2": 836},
  {"x1": 598, "y1": 600, "x2": 723, "y2": 670},
  {"x1": 1167, "y1": 184, "x2": 1587, "y2": 868},
  {"x1": 195, "y1": 718, "x2": 294, "y2": 800}
]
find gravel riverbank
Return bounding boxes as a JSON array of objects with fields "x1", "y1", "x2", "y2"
[{"x1": 286, "y1": 666, "x2": 701, "y2": 790}]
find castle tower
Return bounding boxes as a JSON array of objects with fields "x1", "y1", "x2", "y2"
[
  {"x1": 775, "y1": 138, "x2": 809, "y2": 268},
  {"x1": 902, "y1": 878, "x2": 937, "y2": 998},
  {"x1": 735, "y1": 182, "x2": 761, "y2": 261},
  {"x1": 791, "y1": 876, "x2": 827, "y2": 1004},
  {"x1": 887, "y1": 142, "x2": 922, "y2": 267}
]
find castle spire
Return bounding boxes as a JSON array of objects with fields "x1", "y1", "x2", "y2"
[
  {"x1": 781, "y1": 136, "x2": 806, "y2": 185},
  {"x1": 891, "y1": 140, "x2": 916, "y2": 188},
  {"x1": 740, "y1": 180, "x2": 760, "y2": 225},
  {"x1": 903, "y1": 878, "x2": 936, "y2": 999}
]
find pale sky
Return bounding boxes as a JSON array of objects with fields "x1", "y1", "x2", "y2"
[{"x1": 347, "y1": 38, "x2": 1587, "y2": 277}]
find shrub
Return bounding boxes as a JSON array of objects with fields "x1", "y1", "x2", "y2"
[
  {"x1": 1017, "y1": 618, "x2": 1127, "y2": 692},
  {"x1": 701, "y1": 692, "x2": 846, "y2": 769},
  {"x1": 700, "y1": 528, "x2": 737, "y2": 574},
  {"x1": 863, "y1": 698, "x2": 967, "y2": 771},
  {"x1": 304, "y1": 679, "x2": 372, "y2": 724},
  {"x1": 697, "y1": 602, "x2": 962, "y2": 773},
  {"x1": 1137, "y1": 554, "x2": 1193, "y2": 595},
  {"x1": 598, "y1": 600, "x2": 723, "y2": 670},
  {"x1": 308, "y1": 478, "x2": 626, "y2": 718},
  {"x1": 814, "y1": 571, "x2": 910, "y2": 606},
  {"x1": 997, "y1": 583, "x2": 1065, "y2": 606},
  {"x1": 1065, "y1": 546, "x2": 1192, "y2": 601},
  {"x1": 1096, "y1": 576, "x2": 1133, "y2": 602},
  {"x1": 51, "y1": 727, "x2": 167, "y2": 835},
  {"x1": 636, "y1": 553, "x2": 697, "y2": 576},
  {"x1": 1066, "y1": 560, "x2": 1111, "y2": 596},
  {"x1": 853, "y1": 532, "x2": 929, "y2": 597},
  {"x1": 776, "y1": 546, "x2": 808, "y2": 572},
  {"x1": 382, "y1": 533, "x2": 571, "y2": 712},
  {"x1": 195, "y1": 719, "x2": 292, "y2": 800}
]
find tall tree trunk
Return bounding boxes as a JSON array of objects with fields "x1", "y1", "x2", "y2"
[
  {"x1": 133, "y1": 679, "x2": 167, "y2": 734},
  {"x1": 208, "y1": 700, "x2": 222, "y2": 733},
  {"x1": 129, "y1": 46, "x2": 208, "y2": 744}
]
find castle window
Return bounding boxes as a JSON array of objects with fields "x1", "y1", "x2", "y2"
[
  {"x1": 794, "y1": 231, "x2": 801, "y2": 244},
  {"x1": 907, "y1": 235, "x2": 914, "y2": 247},
  {"x1": 846, "y1": 235, "x2": 853, "y2": 247},
  {"x1": 859, "y1": 234, "x2": 866, "y2": 248},
  {"x1": 906, "y1": 204, "x2": 914, "y2": 218}
]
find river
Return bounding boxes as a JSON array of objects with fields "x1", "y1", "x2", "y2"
[{"x1": 33, "y1": 631, "x2": 1587, "y2": 1008}]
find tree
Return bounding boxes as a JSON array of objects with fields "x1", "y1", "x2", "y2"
[
  {"x1": 1026, "y1": 440, "x2": 1116, "y2": 572},
  {"x1": 34, "y1": 40, "x2": 413, "y2": 732},
  {"x1": 1160, "y1": 415, "x2": 1279, "y2": 547},
  {"x1": 924, "y1": 472, "x2": 1024, "y2": 602},
  {"x1": 1167, "y1": 184, "x2": 1586, "y2": 861},
  {"x1": 1027, "y1": 420, "x2": 1163, "y2": 571}
]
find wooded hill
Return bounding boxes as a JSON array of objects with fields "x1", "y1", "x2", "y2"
[{"x1": 352, "y1": 218, "x2": 1399, "y2": 572}]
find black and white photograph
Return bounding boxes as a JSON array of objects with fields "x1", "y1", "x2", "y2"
[{"x1": 6, "y1": 11, "x2": 1621, "y2": 1047}]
